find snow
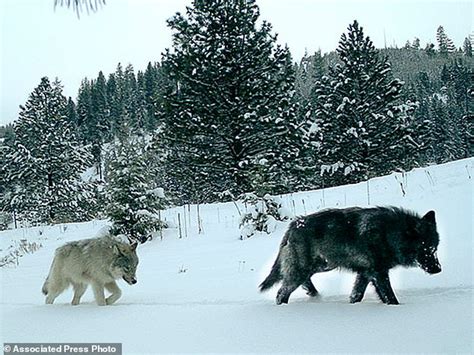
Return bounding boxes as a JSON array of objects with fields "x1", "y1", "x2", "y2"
[{"x1": 1, "y1": 158, "x2": 473, "y2": 353}]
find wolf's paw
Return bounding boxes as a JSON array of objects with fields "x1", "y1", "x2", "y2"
[
  {"x1": 349, "y1": 293, "x2": 364, "y2": 304},
  {"x1": 106, "y1": 297, "x2": 119, "y2": 305},
  {"x1": 276, "y1": 298, "x2": 288, "y2": 305},
  {"x1": 276, "y1": 290, "x2": 290, "y2": 305},
  {"x1": 305, "y1": 290, "x2": 319, "y2": 297}
]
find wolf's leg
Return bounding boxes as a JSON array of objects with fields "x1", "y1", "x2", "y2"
[
  {"x1": 71, "y1": 283, "x2": 88, "y2": 305},
  {"x1": 276, "y1": 283, "x2": 302, "y2": 305},
  {"x1": 275, "y1": 241, "x2": 311, "y2": 305},
  {"x1": 91, "y1": 282, "x2": 106, "y2": 306},
  {"x1": 350, "y1": 272, "x2": 370, "y2": 303},
  {"x1": 301, "y1": 277, "x2": 319, "y2": 297},
  {"x1": 276, "y1": 273, "x2": 307, "y2": 304},
  {"x1": 371, "y1": 271, "x2": 399, "y2": 305},
  {"x1": 105, "y1": 281, "x2": 122, "y2": 305}
]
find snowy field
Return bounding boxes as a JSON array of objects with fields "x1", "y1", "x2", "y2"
[{"x1": 1, "y1": 158, "x2": 473, "y2": 354}]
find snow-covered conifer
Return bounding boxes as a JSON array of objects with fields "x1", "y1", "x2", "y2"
[
  {"x1": 2, "y1": 77, "x2": 95, "y2": 224},
  {"x1": 159, "y1": 0, "x2": 298, "y2": 203},
  {"x1": 105, "y1": 131, "x2": 167, "y2": 243},
  {"x1": 303, "y1": 21, "x2": 417, "y2": 186}
]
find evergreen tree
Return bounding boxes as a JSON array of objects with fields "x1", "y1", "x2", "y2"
[
  {"x1": 463, "y1": 37, "x2": 472, "y2": 57},
  {"x1": 436, "y1": 26, "x2": 456, "y2": 55},
  {"x1": 123, "y1": 64, "x2": 139, "y2": 130},
  {"x1": 441, "y1": 59, "x2": 473, "y2": 157},
  {"x1": 2, "y1": 77, "x2": 95, "y2": 224},
  {"x1": 141, "y1": 62, "x2": 169, "y2": 131},
  {"x1": 76, "y1": 78, "x2": 93, "y2": 144},
  {"x1": 105, "y1": 130, "x2": 166, "y2": 243},
  {"x1": 108, "y1": 64, "x2": 126, "y2": 135},
  {"x1": 412, "y1": 37, "x2": 421, "y2": 50},
  {"x1": 90, "y1": 71, "x2": 110, "y2": 179},
  {"x1": 295, "y1": 50, "x2": 326, "y2": 106},
  {"x1": 0, "y1": 126, "x2": 15, "y2": 222},
  {"x1": 66, "y1": 97, "x2": 78, "y2": 127},
  {"x1": 303, "y1": 21, "x2": 415, "y2": 186},
  {"x1": 159, "y1": 0, "x2": 298, "y2": 203},
  {"x1": 424, "y1": 43, "x2": 436, "y2": 56},
  {"x1": 416, "y1": 96, "x2": 461, "y2": 163}
]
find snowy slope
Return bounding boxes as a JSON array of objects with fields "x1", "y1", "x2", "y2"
[{"x1": 1, "y1": 158, "x2": 473, "y2": 354}]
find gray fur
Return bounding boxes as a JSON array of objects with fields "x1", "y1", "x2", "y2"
[
  {"x1": 260, "y1": 206, "x2": 441, "y2": 305},
  {"x1": 42, "y1": 235, "x2": 139, "y2": 306}
]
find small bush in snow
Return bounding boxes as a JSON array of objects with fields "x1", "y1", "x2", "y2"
[
  {"x1": 0, "y1": 212, "x2": 12, "y2": 231},
  {"x1": 0, "y1": 239, "x2": 43, "y2": 268},
  {"x1": 239, "y1": 193, "x2": 291, "y2": 239}
]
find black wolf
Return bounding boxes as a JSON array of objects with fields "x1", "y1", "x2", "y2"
[{"x1": 260, "y1": 207, "x2": 441, "y2": 305}]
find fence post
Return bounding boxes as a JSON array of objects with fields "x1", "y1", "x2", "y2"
[{"x1": 177, "y1": 213, "x2": 182, "y2": 239}]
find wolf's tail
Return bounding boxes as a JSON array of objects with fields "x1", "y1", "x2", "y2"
[
  {"x1": 259, "y1": 229, "x2": 291, "y2": 292},
  {"x1": 259, "y1": 254, "x2": 282, "y2": 292}
]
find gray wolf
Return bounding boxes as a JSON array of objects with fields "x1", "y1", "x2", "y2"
[
  {"x1": 260, "y1": 207, "x2": 441, "y2": 305},
  {"x1": 42, "y1": 235, "x2": 139, "y2": 306}
]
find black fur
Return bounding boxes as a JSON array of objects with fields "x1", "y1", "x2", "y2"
[{"x1": 259, "y1": 206, "x2": 441, "y2": 305}]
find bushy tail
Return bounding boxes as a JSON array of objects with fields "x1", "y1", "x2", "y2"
[
  {"x1": 259, "y1": 228, "x2": 292, "y2": 292},
  {"x1": 259, "y1": 254, "x2": 282, "y2": 292}
]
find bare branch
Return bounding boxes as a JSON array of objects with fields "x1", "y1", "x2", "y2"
[{"x1": 54, "y1": 0, "x2": 106, "y2": 18}]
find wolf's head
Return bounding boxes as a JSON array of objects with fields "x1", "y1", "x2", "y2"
[
  {"x1": 112, "y1": 242, "x2": 139, "y2": 285},
  {"x1": 416, "y1": 211, "x2": 441, "y2": 274}
]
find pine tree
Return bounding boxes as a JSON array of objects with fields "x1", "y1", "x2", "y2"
[
  {"x1": 105, "y1": 130, "x2": 166, "y2": 243},
  {"x1": 90, "y1": 71, "x2": 111, "y2": 179},
  {"x1": 463, "y1": 37, "x2": 472, "y2": 57},
  {"x1": 303, "y1": 21, "x2": 415, "y2": 186},
  {"x1": 0, "y1": 126, "x2": 15, "y2": 226},
  {"x1": 412, "y1": 38, "x2": 421, "y2": 50},
  {"x1": 424, "y1": 43, "x2": 436, "y2": 57},
  {"x1": 2, "y1": 77, "x2": 95, "y2": 224},
  {"x1": 295, "y1": 50, "x2": 326, "y2": 106},
  {"x1": 441, "y1": 59, "x2": 473, "y2": 158},
  {"x1": 159, "y1": 0, "x2": 298, "y2": 203},
  {"x1": 66, "y1": 97, "x2": 78, "y2": 127},
  {"x1": 123, "y1": 64, "x2": 140, "y2": 130},
  {"x1": 436, "y1": 26, "x2": 456, "y2": 55},
  {"x1": 141, "y1": 62, "x2": 169, "y2": 132},
  {"x1": 108, "y1": 64, "x2": 127, "y2": 135},
  {"x1": 76, "y1": 78, "x2": 93, "y2": 144}
]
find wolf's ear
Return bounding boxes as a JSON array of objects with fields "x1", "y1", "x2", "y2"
[
  {"x1": 112, "y1": 245, "x2": 121, "y2": 255},
  {"x1": 130, "y1": 242, "x2": 138, "y2": 251},
  {"x1": 422, "y1": 210, "x2": 436, "y2": 224},
  {"x1": 113, "y1": 244, "x2": 127, "y2": 255}
]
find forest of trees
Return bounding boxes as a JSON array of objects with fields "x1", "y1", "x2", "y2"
[{"x1": 1, "y1": 0, "x2": 472, "y2": 236}]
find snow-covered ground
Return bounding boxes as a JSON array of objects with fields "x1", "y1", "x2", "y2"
[{"x1": 1, "y1": 158, "x2": 473, "y2": 354}]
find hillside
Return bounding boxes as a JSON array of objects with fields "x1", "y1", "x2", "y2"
[{"x1": 1, "y1": 158, "x2": 473, "y2": 353}]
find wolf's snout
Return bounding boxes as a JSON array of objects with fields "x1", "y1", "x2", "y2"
[
  {"x1": 123, "y1": 276, "x2": 137, "y2": 285},
  {"x1": 428, "y1": 264, "x2": 442, "y2": 274},
  {"x1": 419, "y1": 259, "x2": 441, "y2": 274}
]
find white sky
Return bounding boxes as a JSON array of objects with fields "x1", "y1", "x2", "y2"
[{"x1": 1, "y1": 0, "x2": 472, "y2": 125}]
